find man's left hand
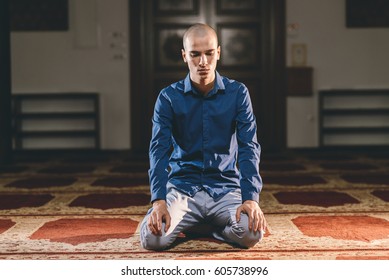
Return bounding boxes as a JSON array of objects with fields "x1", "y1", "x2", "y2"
[{"x1": 236, "y1": 200, "x2": 267, "y2": 233}]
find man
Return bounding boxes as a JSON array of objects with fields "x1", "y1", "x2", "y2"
[{"x1": 140, "y1": 23, "x2": 267, "y2": 250}]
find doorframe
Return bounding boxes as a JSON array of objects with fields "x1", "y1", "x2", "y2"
[
  {"x1": 0, "y1": 0, "x2": 13, "y2": 164},
  {"x1": 129, "y1": 0, "x2": 286, "y2": 153}
]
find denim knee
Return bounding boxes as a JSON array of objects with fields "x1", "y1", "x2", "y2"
[
  {"x1": 140, "y1": 222, "x2": 174, "y2": 251},
  {"x1": 230, "y1": 215, "x2": 263, "y2": 248}
]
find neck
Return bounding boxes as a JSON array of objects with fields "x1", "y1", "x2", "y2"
[
  {"x1": 192, "y1": 79, "x2": 215, "y2": 96},
  {"x1": 191, "y1": 72, "x2": 216, "y2": 95}
]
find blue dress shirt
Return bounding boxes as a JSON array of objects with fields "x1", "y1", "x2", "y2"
[{"x1": 149, "y1": 71, "x2": 262, "y2": 204}]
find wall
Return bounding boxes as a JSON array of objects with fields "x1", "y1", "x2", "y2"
[
  {"x1": 11, "y1": 0, "x2": 389, "y2": 149},
  {"x1": 286, "y1": 0, "x2": 389, "y2": 147},
  {"x1": 11, "y1": 0, "x2": 130, "y2": 149}
]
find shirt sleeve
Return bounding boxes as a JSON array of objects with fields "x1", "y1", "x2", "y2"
[
  {"x1": 235, "y1": 84, "x2": 262, "y2": 203},
  {"x1": 148, "y1": 90, "x2": 173, "y2": 203}
]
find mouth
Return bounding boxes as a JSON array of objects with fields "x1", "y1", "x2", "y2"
[{"x1": 198, "y1": 69, "x2": 210, "y2": 75}]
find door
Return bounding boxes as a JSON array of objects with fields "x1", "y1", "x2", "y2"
[
  {"x1": 0, "y1": 0, "x2": 12, "y2": 164},
  {"x1": 130, "y1": 0, "x2": 286, "y2": 153}
]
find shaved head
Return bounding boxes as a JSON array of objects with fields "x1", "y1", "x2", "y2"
[
  {"x1": 183, "y1": 23, "x2": 218, "y2": 50},
  {"x1": 181, "y1": 23, "x2": 221, "y2": 92}
]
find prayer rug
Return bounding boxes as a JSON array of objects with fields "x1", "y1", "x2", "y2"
[{"x1": 0, "y1": 151, "x2": 388, "y2": 260}]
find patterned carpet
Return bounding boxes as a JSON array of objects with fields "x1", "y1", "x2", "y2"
[{"x1": 0, "y1": 151, "x2": 388, "y2": 260}]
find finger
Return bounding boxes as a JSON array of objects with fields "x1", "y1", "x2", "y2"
[
  {"x1": 263, "y1": 216, "x2": 268, "y2": 233},
  {"x1": 148, "y1": 216, "x2": 157, "y2": 235},
  {"x1": 156, "y1": 213, "x2": 162, "y2": 231},
  {"x1": 164, "y1": 213, "x2": 171, "y2": 232},
  {"x1": 152, "y1": 212, "x2": 162, "y2": 236},
  {"x1": 155, "y1": 213, "x2": 163, "y2": 235},
  {"x1": 235, "y1": 207, "x2": 242, "y2": 222},
  {"x1": 247, "y1": 210, "x2": 254, "y2": 230},
  {"x1": 260, "y1": 213, "x2": 267, "y2": 233},
  {"x1": 253, "y1": 212, "x2": 260, "y2": 232}
]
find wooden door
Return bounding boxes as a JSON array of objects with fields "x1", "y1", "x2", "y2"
[
  {"x1": 0, "y1": 0, "x2": 12, "y2": 164},
  {"x1": 130, "y1": 0, "x2": 286, "y2": 153}
]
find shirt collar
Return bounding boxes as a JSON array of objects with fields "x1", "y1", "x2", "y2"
[{"x1": 184, "y1": 71, "x2": 225, "y2": 96}]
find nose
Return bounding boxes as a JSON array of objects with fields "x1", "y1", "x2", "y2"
[{"x1": 199, "y1": 54, "x2": 208, "y2": 66}]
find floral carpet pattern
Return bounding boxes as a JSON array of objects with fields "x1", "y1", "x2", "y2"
[{"x1": 0, "y1": 152, "x2": 388, "y2": 259}]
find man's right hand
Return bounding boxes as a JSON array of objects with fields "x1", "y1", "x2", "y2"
[{"x1": 147, "y1": 200, "x2": 171, "y2": 236}]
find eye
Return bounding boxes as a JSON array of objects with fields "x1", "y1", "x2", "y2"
[{"x1": 190, "y1": 52, "x2": 200, "y2": 57}]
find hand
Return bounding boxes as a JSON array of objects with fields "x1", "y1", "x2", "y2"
[
  {"x1": 236, "y1": 200, "x2": 267, "y2": 233},
  {"x1": 147, "y1": 200, "x2": 171, "y2": 236}
]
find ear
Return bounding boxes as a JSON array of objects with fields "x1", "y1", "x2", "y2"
[
  {"x1": 217, "y1": 45, "x2": 221, "y2": 60},
  {"x1": 181, "y1": 49, "x2": 187, "y2": 63}
]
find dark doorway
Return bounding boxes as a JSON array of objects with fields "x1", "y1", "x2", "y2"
[
  {"x1": 0, "y1": 0, "x2": 12, "y2": 164},
  {"x1": 130, "y1": 0, "x2": 286, "y2": 153}
]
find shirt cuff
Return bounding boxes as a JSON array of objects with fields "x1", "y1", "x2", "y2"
[
  {"x1": 150, "y1": 188, "x2": 167, "y2": 204},
  {"x1": 241, "y1": 190, "x2": 260, "y2": 203}
]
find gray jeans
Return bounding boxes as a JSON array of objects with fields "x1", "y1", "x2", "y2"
[{"x1": 140, "y1": 187, "x2": 263, "y2": 250}]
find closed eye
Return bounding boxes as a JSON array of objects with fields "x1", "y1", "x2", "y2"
[
  {"x1": 190, "y1": 52, "x2": 200, "y2": 57},
  {"x1": 189, "y1": 50, "x2": 216, "y2": 58}
]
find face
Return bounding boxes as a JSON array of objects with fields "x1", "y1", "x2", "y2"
[{"x1": 182, "y1": 31, "x2": 220, "y2": 85}]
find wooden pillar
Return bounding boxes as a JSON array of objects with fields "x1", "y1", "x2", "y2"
[{"x1": 0, "y1": 0, "x2": 13, "y2": 164}]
